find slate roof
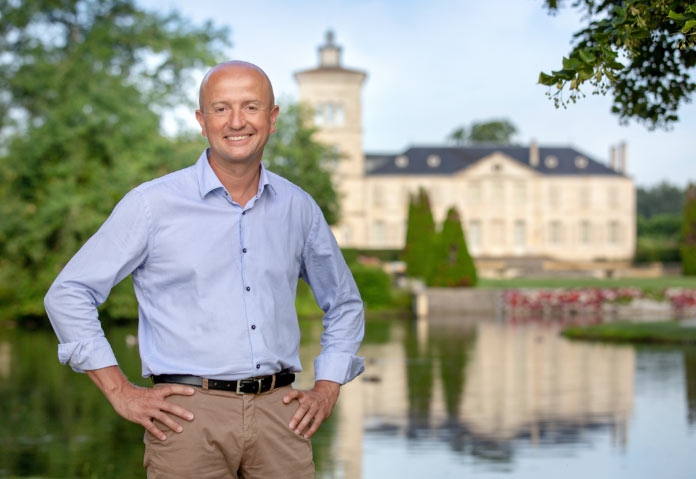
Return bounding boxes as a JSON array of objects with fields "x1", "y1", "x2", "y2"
[{"x1": 365, "y1": 145, "x2": 623, "y2": 177}]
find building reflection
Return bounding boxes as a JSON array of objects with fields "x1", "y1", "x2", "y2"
[{"x1": 325, "y1": 317, "x2": 636, "y2": 478}]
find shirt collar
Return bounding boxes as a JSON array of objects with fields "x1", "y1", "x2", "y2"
[{"x1": 195, "y1": 149, "x2": 277, "y2": 199}]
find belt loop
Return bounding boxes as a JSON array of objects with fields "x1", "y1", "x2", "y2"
[
  {"x1": 202, "y1": 378, "x2": 209, "y2": 391},
  {"x1": 270, "y1": 373, "x2": 277, "y2": 391}
]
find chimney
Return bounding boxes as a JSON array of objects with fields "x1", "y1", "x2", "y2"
[
  {"x1": 619, "y1": 142, "x2": 627, "y2": 174},
  {"x1": 529, "y1": 139, "x2": 539, "y2": 167},
  {"x1": 610, "y1": 145, "x2": 617, "y2": 170}
]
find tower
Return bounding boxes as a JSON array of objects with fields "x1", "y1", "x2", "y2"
[{"x1": 295, "y1": 31, "x2": 367, "y2": 245}]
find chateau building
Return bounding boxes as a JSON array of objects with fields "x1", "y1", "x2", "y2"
[{"x1": 295, "y1": 32, "x2": 636, "y2": 263}]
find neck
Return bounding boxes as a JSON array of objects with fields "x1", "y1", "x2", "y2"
[{"x1": 208, "y1": 155, "x2": 262, "y2": 207}]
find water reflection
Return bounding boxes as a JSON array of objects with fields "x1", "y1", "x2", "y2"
[{"x1": 1, "y1": 317, "x2": 696, "y2": 479}]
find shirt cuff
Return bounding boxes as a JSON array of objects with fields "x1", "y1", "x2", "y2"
[
  {"x1": 57, "y1": 335, "x2": 118, "y2": 373},
  {"x1": 314, "y1": 352, "x2": 365, "y2": 385}
]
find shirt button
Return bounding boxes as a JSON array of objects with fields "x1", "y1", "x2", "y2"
[
  {"x1": 246, "y1": 286, "x2": 251, "y2": 292},
  {"x1": 242, "y1": 248, "x2": 247, "y2": 253},
  {"x1": 242, "y1": 211, "x2": 246, "y2": 215},
  {"x1": 256, "y1": 363, "x2": 261, "y2": 369},
  {"x1": 251, "y1": 324, "x2": 256, "y2": 330}
]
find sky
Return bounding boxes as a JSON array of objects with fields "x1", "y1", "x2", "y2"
[{"x1": 139, "y1": 0, "x2": 695, "y2": 188}]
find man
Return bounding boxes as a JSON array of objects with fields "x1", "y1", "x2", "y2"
[{"x1": 44, "y1": 61, "x2": 365, "y2": 478}]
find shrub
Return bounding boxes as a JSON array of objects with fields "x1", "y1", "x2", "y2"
[{"x1": 427, "y1": 207, "x2": 477, "y2": 287}]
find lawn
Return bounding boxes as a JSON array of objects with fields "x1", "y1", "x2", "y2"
[
  {"x1": 562, "y1": 321, "x2": 696, "y2": 345},
  {"x1": 479, "y1": 276, "x2": 696, "y2": 290}
]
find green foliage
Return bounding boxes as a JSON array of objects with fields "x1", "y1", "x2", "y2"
[
  {"x1": 447, "y1": 118, "x2": 518, "y2": 145},
  {"x1": 468, "y1": 119, "x2": 518, "y2": 144},
  {"x1": 637, "y1": 182, "x2": 685, "y2": 218},
  {"x1": 540, "y1": 0, "x2": 696, "y2": 128},
  {"x1": 427, "y1": 207, "x2": 477, "y2": 287},
  {"x1": 349, "y1": 263, "x2": 393, "y2": 309},
  {"x1": 264, "y1": 103, "x2": 340, "y2": 225},
  {"x1": 402, "y1": 188, "x2": 436, "y2": 279},
  {"x1": 637, "y1": 214, "x2": 682, "y2": 239},
  {"x1": 562, "y1": 321, "x2": 696, "y2": 345},
  {"x1": 634, "y1": 236, "x2": 681, "y2": 263},
  {"x1": 0, "y1": 0, "x2": 229, "y2": 320},
  {"x1": 682, "y1": 184, "x2": 696, "y2": 275}
]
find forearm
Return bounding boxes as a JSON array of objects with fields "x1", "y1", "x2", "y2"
[{"x1": 86, "y1": 365, "x2": 132, "y2": 403}]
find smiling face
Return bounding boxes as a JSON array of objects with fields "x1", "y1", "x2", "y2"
[{"x1": 195, "y1": 62, "x2": 279, "y2": 169}]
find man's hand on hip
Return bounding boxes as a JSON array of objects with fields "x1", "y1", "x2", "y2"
[
  {"x1": 283, "y1": 380, "x2": 340, "y2": 439},
  {"x1": 86, "y1": 366, "x2": 195, "y2": 441}
]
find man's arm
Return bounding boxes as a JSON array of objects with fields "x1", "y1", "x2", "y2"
[
  {"x1": 285, "y1": 199, "x2": 365, "y2": 439},
  {"x1": 87, "y1": 366, "x2": 195, "y2": 441},
  {"x1": 45, "y1": 190, "x2": 195, "y2": 439}
]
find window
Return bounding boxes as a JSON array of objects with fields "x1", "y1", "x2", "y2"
[
  {"x1": 427, "y1": 155, "x2": 441, "y2": 168},
  {"x1": 580, "y1": 220, "x2": 591, "y2": 244},
  {"x1": 314, "y1": 102, "x2": 344, "y2": 126},
  {"x1": 468, "y1": 220, "x2": 481, "y2": 252},
  {"x1": 608, "y1": 186, "x2": 619, "y2": 209},
  {"x1": 514, "y1": 182, "x2": 526, "y2": 204},
  {"x1": 372, "y1": 185, "x2": 383, "y2": 208},
  {"x1": 468, "y1": 181, "x2": 482, "y2": 205},
  {"x1": 373, "y1": 220, "x2": 385, "y2": 245},
  {"x1": 395, "y1": 155, "x2": 409, "y2": 168},
  {"x1": 514, "y1": 220, "x2": 526, "y2": 250},
  {"x1": 608, "y1": 221, "x2": 621, "y2": 244},
  {"x1": 343, "y1": 225, "x2": 352, "y2": 244},
  {"x1": 549, "y1": 221, "x2": 563, "y2": 245},
  {"x1": 578, "y1": 186, "x2": 590, "y2": 209},
  {"x1": 549, "y1": 186, "x2": 560, "y2": 208},
  {"x1": 491, "y1": 219, "x2": 504, "y2": 246},
  {"x1": 335, "y1": 104, "x2": 344, "y2": 126},
  {"x1": 575, "y1": 156, "x2": 588, "y2": 169},
  {"x1": 314, "y1": 104, "x2": 324, "y2": 126},
  {"x1": 325, "y1": 103, "x2": 334, "y2": 125},
  {"x1": 545, "y1": 155, "x2": 558, "y2": 168}
]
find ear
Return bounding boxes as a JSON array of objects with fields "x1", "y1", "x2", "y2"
[
  {"x1": 195, "y1": 109, "x2": 208, "y2": 137},
  {"x1": 269, "y1": 105, "x2": 280, "y2": 134}
]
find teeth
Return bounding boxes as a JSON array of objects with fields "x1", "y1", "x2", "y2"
[{"x1": 226, "y1": 135, "x2": 250, "y2": 141}]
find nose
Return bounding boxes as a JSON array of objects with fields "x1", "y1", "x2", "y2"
[{"x1": 226, "y1": 108, "x2": 245, "y2": 130}]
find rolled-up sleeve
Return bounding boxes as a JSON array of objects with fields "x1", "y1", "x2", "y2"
[
  {"x1": 300, "y1": 200, "x2": 365, "y2": 384},
  {"x1": 44, "y1": 189, "x2": 150, "y2": 372}
]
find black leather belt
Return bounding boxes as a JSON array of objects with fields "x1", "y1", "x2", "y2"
[{"x1": 152, "y1": 369, "x2": 295, "y2": 394}]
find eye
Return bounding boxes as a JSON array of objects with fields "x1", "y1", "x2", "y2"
[
  {"x1": 247, "y1": 105, "x2": 258, "y2": 111},
  {"x1": 214, "y1": 106, "x2": 227, "y2": 114}
]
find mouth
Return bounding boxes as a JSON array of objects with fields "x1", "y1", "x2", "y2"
[{"x1": 225, "y1": 134, "x2": 251, "y2": 142}]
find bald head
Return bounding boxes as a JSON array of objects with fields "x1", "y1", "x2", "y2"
[{"x1": 198, "y1": 61, "x2": 275, "y2": 112}]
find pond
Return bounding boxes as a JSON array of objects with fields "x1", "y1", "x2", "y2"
[{"x1": 1, "y1": 315, "x2": 695, "y2": 478}]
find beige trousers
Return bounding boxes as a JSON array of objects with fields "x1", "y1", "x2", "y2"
[{"x1": 143, "y1": 384, "x2": 314, "y2": 479}]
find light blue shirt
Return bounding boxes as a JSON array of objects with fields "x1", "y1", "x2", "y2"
[{"x1": 44, "y1": 150, "x2": 365, "y2": 384}]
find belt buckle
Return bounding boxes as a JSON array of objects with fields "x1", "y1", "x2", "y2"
[{"x1": 236, "y1": 378, "x2": 264, "y2": 394}]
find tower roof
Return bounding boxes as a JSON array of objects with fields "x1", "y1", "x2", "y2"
[{"x1": 294, "y1": 30, "x2": 366, "y2": 77}]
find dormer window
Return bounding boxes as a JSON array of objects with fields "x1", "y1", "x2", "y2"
[
  {"x1": 427, "y1": 154, "x2": 441, "y2": 168},
  {"x1": 575, "y1": 156, "x2": 588, "y2": 169},
  {"x1": 545, "y1": 155, "x2": 558, "y2": 168},
  {"x1": 395, "y1": 155, "x2": 409, "y2": 168}
]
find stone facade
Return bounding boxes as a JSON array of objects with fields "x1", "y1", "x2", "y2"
[{"x1": 294, "y1": 32, "x2": 636, "y2": 262}]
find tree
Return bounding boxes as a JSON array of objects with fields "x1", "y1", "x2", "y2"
[
  {"x1": 468, "y1": 119, "x2": 518, "y2": 144},
  {"x1": 446, "y1": 118, "x2": 517, "y2": 145},
  {"x1": 447, "y1": 126, "x2": 467, "y2": 146},
  {"x1": 539, "y1": 1, "x2": 696, "y2": 128},
  {"x1": 682, "y1": 184, "x2": 696, "y2": 275},
  {"x1": 263, "y1": 103, "x2": 340, "y2": 225},
  {"x1": 428, "y1": 207, "x2": 477, "y2": 287},
  {"x1": 637, "y1": 182, "x2": 685, "y2": 218},
  {"x1": 402, "y1": 188, "x2": 436, "y2": 280},
  {"x1": 0, "y1": 0, "x2": 230, "y2": 320}
]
